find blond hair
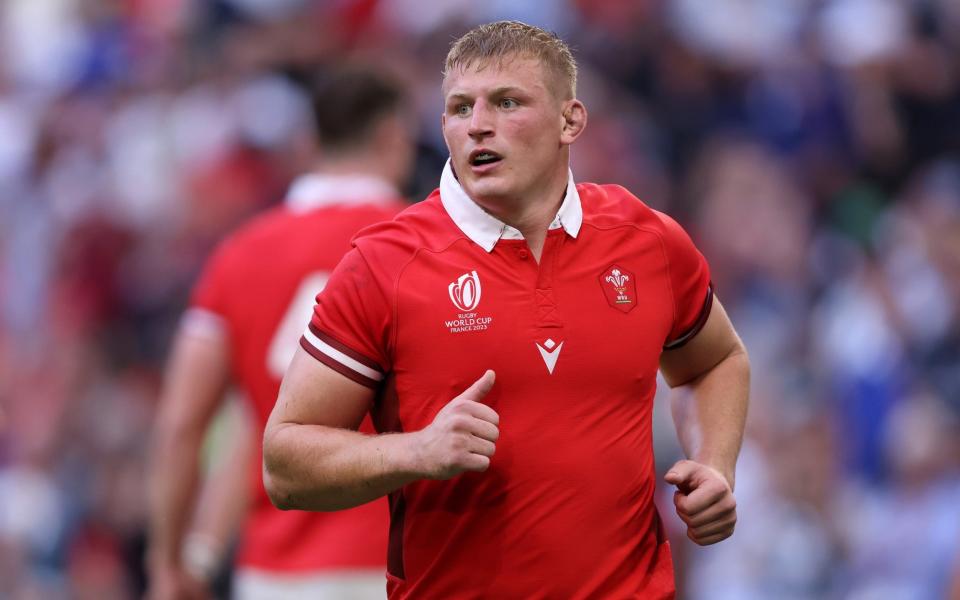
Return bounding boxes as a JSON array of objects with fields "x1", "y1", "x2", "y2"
[{"x1": 444, "y1": 21, "x2": 577, "y2": 99}]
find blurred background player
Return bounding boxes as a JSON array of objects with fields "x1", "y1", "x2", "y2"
[{"x1": 146, "y1": 66, "x2": 414, "y2": 599}]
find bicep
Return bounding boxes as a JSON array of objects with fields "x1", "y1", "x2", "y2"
[
  {"x1": 659, "y1": 295, "x2": 745, "y2": 388},
  {"x1": 269, "y1": 345, "x2": 376, "y2": 432}
]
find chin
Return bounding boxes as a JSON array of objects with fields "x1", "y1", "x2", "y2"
[
  {"x1": 464, "y1": 178, "x2": 513, "y2": 203},
  {"x1": 466, "y1": 185, "x2": 509, "y2": 201}
]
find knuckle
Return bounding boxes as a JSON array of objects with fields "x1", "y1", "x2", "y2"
[{"x1": 708, "y1": 482, "x2": 727, "y2": 498}]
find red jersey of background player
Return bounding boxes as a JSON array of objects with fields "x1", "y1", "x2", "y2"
[
  {"x1": 301, "y1": 164, "x2": 712, "y2": 598},
  {"x1": 189, "y1": 174, "x2": 404, "y2": 572}
]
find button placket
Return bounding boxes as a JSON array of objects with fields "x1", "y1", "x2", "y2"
[{"x1": 533, "y1": 234, "x2": 564, "y2": 328}]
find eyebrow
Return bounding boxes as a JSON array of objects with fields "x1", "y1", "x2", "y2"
[{"x1": 446, "y1": 86, "x2": 527, "y2": 102}]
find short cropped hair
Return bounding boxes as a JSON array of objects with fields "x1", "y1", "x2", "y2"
[
  {"x1": 310, "y1": 67, "x2": 405, "y2": 151},
  {"x1": 444, "y1": 21, "x2": 577, "y2": 99}
]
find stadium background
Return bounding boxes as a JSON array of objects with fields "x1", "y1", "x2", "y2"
[{"x1": 1, "y1": 0, "x2": 958, "y2": 598}]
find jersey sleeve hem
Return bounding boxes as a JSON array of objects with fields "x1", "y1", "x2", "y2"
[
  {"x1": 180, "y1": 307, "x2": 228, "y2": 341},
  {"x1": 300, "y1": 325, "x2": 384, "y2": 389},
  {"x1": 663, "y1": 284, "x2": 714, "y2": 350}
]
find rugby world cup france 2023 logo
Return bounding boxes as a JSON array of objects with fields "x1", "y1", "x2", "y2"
[
  {"x1": 449, "y1": 270, "x2": 482, "y2": 312},
  {"x1": 446, "y1": 271, "x2": 492, "y2": 333}
]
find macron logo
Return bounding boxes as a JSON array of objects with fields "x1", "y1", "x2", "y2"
[{"x1": 535, "y1": 338, "x2": 564, "y2": 374}]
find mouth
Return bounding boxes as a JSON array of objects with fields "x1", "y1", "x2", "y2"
[{"x1": 469, "y1": 149, "x2": 503, "y2": 168}]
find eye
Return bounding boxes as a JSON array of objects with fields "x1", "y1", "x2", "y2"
[
  {"x1": 456, "y1": 103, "x2": 471, "y2": 116},
  {"x1": 499, "y1": 98, "x2": 518, "y2": 109}
]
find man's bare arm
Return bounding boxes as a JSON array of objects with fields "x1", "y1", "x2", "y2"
[
  {"x1": 263, "y1": 347, "x2": 499, "y2": 512},
  {"x1": 147, "y1": 330, "x2": 232, "y2": 598},
  {"x1": 659, "y1": 296, "x2": 750, "y2": 545},
  {"x1": 661, "y1": 296, "x2": 749, "y2": 485},
  {"x1": 182, "y1": 399, "x2": 253, "y2": 582}
]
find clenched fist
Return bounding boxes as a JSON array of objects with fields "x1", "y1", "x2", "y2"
[
  {"x1": 664, "y1": 459, "x2": 737, "y2": 546},
  {"x1": 413, "y1": 370, "x2": 500, "y2": 479}
]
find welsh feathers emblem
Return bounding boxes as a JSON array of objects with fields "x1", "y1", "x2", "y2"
[
  {"x1": 449, "y1": 270, "x2": 482, "y2": 312},
  {"x1": 606, "y1": 269, "x2": 630, "y2": 288},
  {"x1": 599, "y1": 264, "x2": 637, "y2": 313}
]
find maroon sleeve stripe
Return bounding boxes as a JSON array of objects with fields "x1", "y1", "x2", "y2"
[
  {"x1": 307, "y1": 323, "x2": 384, "y2": 371},
  {"x1": 664, "y1": 284, "x2": 714, "y2": 350},
  {"x1": 299, "y1": 337, "x2": 380, "y2": 389}
]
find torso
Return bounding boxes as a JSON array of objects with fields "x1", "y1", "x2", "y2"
[{"x1": 356, "y1": 186, "x2": 689, "y2": 598}]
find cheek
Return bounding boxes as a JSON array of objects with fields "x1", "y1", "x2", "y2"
[
  {"x1": 504, "y1": 118, "x2": 535, "y2": 140},
  {"x1": 511, "y1": 124, "x2": 557, "y2": 168},
  {"x1": 444, "y1": 124, "x2": 467, "y2": 154}
]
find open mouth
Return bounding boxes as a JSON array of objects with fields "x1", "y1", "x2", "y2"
[{"x1": 469, "y1": 150, "x2": 503, "y2": 167}]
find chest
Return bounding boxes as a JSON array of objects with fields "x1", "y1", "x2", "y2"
[{"x1": 389, "y1": 228, "x2": 673, "y2": 427}]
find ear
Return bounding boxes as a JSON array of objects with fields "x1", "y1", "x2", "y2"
[{"x1": 559, "y1": 99, "x2": 587, "y2": 146}]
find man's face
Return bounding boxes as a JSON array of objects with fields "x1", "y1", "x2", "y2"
[{"x1": 441, "y1": 55, "x2": 575, "y2": 206}]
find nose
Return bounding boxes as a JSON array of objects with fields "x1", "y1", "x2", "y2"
[{"x1": 467, "y1": 99, "x2": 494, "y2": 140}]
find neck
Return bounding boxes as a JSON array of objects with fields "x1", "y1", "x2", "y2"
[
  {"x1": 474, "y1": 162, "x2": 569, "y2": 261},
  {"x1": 506, "y1": 196, "x2": 560, "y2": 262},
  {"x1": 312, "y1": 152, "x2": 395, "y2": 185}
]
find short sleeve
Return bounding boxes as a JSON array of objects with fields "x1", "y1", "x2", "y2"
[
  {"x1": 183, "y1": 244, "x2": 233, "y2": 340},
  {"x1": 299, "y1": 248, "x2": 391, "y2": 388},
  {"x1": 657, "y1": 211, "x2": 713, "y2": 350}
]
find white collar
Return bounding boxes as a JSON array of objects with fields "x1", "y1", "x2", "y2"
[
  {"x1": 438, "y1": 159, "x2": 582, "y2": 252},
  {"x1": 285, "y1": 173, "x2": 399, "y2": 213}
]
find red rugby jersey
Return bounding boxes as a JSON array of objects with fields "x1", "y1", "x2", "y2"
[
  {"x1": 302, "y1": 163, "x2": 711, "y2": 598},
  {"x1": 189, "y1": 174, "x2": 404, "y2": 572}
]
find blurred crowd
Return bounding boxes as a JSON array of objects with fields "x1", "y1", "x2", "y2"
[{"x1": 1, "y1": 1, "x2": 958, "y2": 599}]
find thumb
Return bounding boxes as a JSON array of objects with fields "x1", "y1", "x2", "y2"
[
  {"x1": 459, "y1": 369, "x2": 496, "y2": 402},
  {"x1": 664, "y1": 459, "x2": 700, "y2": 488}
]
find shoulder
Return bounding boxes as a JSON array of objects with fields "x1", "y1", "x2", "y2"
[
  {"x1": 190, "y1": 206, "x2": 289, "y2": 308},
  {"x1": 219, "y1": 199, "x2": 404, "y2": 256},
  {"x1": 351, "y1": 191, "x2": 461, "y2": 267},
  {"x1": 577, "y1": 182, "x2": 691, "y2": 240},
  {"x1": 202, "y1": 205, "x2": 290, "y2": 269}
]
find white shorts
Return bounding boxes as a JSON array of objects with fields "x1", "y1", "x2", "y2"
[{"x1": 232, "y1": 569, "x2": 386, "y2": 600}]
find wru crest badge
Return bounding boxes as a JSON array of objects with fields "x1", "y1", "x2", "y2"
[{"x1": 599, "y1": 264, "x2": 637, "y2": 313}]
